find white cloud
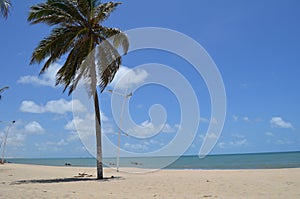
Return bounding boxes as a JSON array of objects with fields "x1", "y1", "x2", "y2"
[
  {"x1": 6, "y1": 132, "x2": 26, "y2": 147},
  {"x1": 217, "y1": 142, "x2": 226, "y2": 149},
  {"x1": 199, "y1": 132, "x2": 221, "y2": 142},
  {"x1": 198, "y1": 134, "x2": 205, "y2": 140},
  {"x1": 243, "y1": 117, "x2": 250, "y2": 122},
  {"x1": 206, "y1": 132, "x2": 219, "y2": 139},
  {"x1": 0, "y1": 124, "x2": 26, "y2": 147},
  {"x1": 136, "y1": 104, "x2": 143, "y2": 109},
  {"x1": 232, "y1": 115, "x2": 238, "y2": 122},
  {"x1": 100, "y1": 112, "x2": 109, "y2": 122},
  {"x1": 18, "y1": 64, "x2": 148, "y2": 92},
  {"x1": 217, "y1": 137, "x2": 248, "y2": 149},
  {"x1": 265, "y1": 132, "x2": 274, "y2": 137},
  {"x1": 64, "y1": 112, "x2": 111, "y2": 143},
  {"x1": 199, "y1": 117, "x2": 209, "y2": 123},
  {"x1": 270, "y1": 117, "x2": 293, "y2": 129},
  {"x1": 34, "y1": 143, "x2": 47, "y2": 151},
  {"x1": 199, "y1": 117, "x2": 218, "y2": 124},
  {"x1": 211, "y1": 117, "x2": 218, "y2": 124},
  {"x1": 65, "y1": 112, "x2": 108, "y2": 131},
  {"x1": 124, "y1": 143, "x2": 149, "y2": 151},
  {"x1": 64, "y1": 114, "x2": 95, "y2": 140},
  {"x1": 66, "y1": 131, "x2": 81, "y2": 142},
  {"x1": 144, "y1": 139, "x2": 164, "y2": 146},
  {"x1": 110, "y1": 66, "x2": 149, "y2": 90},
  {"x1": 17, "y1": 63, "x2": 61, "y2": 87},
  {"x1": 0, "y1": 120, "x2": 44, "y2": 147},
  {"x1": 174, "y1": 124, "x2": 181, "y2": 129},
  {"x1": 162, "y1": 123, "x2": 177, "y2": 133},
  {"x1": 45, "y1": 99, "x2": 86, "y2": 114},
  {"x1": 231, "y1": 133, "x2": 245, "y2": 139},
  {"x1": 275, "y1": 139, "x2": 293, "y2": 145},
  {"x1": 126, "y1": 120, "x2": 160, "y2": 138},
  {"x1": 20, "y1": 99, "x2": 86, "y2": 114},
  {"x1": 35, "y1": 139, "x2": 69, "y2": 152},
  {"x1": 126, "y1": 121, "x2": 177, "y2": 138},
  {"x1": 233, "y1": 115, "x2": 264, "y2": 123},
  {"x1": 24, "y1": 121, "x2": 45, "y2": 134},
  {"x1": 19, "y1": 101, "x2": 44, "y2": 113},
  {"x1": 229, "y1": 139, "x2": 248, "y2": 146},
  {"x1": 240, "y1": 83, "x2": 249, "y2": 88},
  {"x1": 46, "y1": 139, "x2": 68, "y2": 146}
]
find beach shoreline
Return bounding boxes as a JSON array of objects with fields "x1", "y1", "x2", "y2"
[{"x1": 0, "y1": 163, "x2": 299, "y2": 198}]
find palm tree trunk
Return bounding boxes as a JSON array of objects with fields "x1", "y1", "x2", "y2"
[
  {"x1": 93, "y1": 89, "x2": 103, "y2": 179},
  {"x1": 89, "y1": 37, "x2": 103, "y2": 179}
]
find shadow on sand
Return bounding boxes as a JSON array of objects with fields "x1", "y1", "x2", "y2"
[{"x1": 11, "y1": 176, "x2": 123, "y2": 185}]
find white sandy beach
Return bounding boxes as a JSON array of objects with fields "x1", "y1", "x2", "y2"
[{"x1": 0, "y1": 163, "x2": 299, "y2": 198}]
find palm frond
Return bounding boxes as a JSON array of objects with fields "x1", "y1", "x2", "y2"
[
  {"x1": 0, "y1": 0, "x2": 11, "y2": 19},
  {"x1": 111, "y1": 30, "x2": 129, "y2": 55},
  {"x1": 28, "y1": 0, "x2": 86, "y2": 26},
  {"x1": 55, "y1": 35, "x2": 91, "y2": 94},
  {"x1": 96, "y1": 39, "x2": 121, "y2": 92},
  {"x1": 96, "y1": 27, "x2": 129, "y2": 54},
  {"x1": 0, "y1": 86, "x2": 9, "y2": 100},
  {"x1": 31, "y1": 26, "x2": 86, "y2": 74},
  {"x1": 76, "y1": 0, "x2": 95, "y2": 19},
  {"x1": 93, "y1": 2, "x2": 121, "y2": 24},
  {"x1": 0, "y1": 86, "x2": 9, "y2": 93}
]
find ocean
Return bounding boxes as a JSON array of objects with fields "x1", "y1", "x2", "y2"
[{"x1": 7, "y1": 151, "x2": 300, "y2": 170}]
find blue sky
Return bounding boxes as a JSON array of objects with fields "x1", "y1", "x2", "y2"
[{"x1": 0, "y1": 0, "x2": 299, "y2": 158}]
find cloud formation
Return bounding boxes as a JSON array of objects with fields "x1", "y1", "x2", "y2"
[
  {"x1": 217, "y1": 133, "x2": 248, "y2": 149},
  {"x1": 270, "y1": 117, "x2": 293, "y2": 129},
  {"x1": 20, "y1": 99, "x2": 86, "y2": 114},
  {"x1": 0, "y1": 121, "x2": 45, "y2": 148},
  {"x1": 125, "y1": 120, "x2": 178, "y2": 138},
  {"x1": 265, "y1": 132, "x2": 274, "y2": 137},
  {"x1": 24, "y1": 121, "x2": 45, "y2": 134},
  {"x1": 243, "y1": 117, "x2": 250, "y2": 122},
  {"x1": 109, "y1": 66, "x2": 149, "y2": 90},
  {"x1": 124, "y1": 142, "x2": 149, "y2": 151},
  {"x1": 18, "y1": 63, "x2": 61, "y2": 87},
  {"x1": 64, "y1": 111, "x2": 111, "y2": 143},
  {"x1": 217, "y1": 139, "x2": 248, "y2": 149},
  {"x1": 232, "y1": 115, "x2": 238, "y2": 122},
  {"x1": 18, "y1": 63, "x2": 149, "y2": 93}
]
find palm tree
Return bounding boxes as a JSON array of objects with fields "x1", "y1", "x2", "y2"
[
  {"x1": 0, "y1": 86, "x2": 9, "y2": 100},
  {"x1": 28, "y1": 0, "x2": 129, "y2": 179},
  {"x1": 0, "y1": 0, "x2": 11, "y2": 19}
]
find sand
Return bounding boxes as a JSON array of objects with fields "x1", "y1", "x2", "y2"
[{"x1": 0, "y1": 163, "x2": 299, "y2": 198}]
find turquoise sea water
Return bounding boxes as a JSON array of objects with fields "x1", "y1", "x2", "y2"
[{"x1": 7, "y1": 151, "x2": 300, "y2": 170}]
